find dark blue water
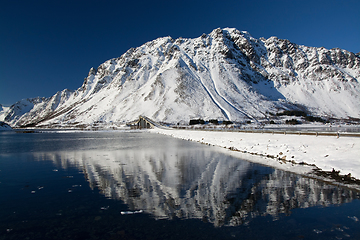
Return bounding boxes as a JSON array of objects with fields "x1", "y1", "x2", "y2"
[{"x1": 0, "y1": 131, "x2": 359, "y2": 240}]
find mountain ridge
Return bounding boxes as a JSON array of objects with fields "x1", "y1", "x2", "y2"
[{"x1": 2, "y1": 27, "x2": 360, "y2": 128}]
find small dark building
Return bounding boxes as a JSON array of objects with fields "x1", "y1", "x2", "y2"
[{"x1": 137, "y1": 117, "x2": 151, "y2": 129}]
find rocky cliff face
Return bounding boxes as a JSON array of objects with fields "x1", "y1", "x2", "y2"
[{"x1": 3, "y1": 28, "x2": 360, "y2": 127}]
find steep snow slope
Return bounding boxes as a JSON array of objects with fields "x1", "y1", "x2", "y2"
[
  {"x1": 0, "y1": 104, "x2": 10, "y2": 122},
  {"x1": 3, "y1": 28, "x2": 360, "y2": 127}
]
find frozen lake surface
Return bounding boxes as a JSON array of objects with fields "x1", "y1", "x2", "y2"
[{"x1": 0, "y1": 131, "x2": 359, "y2": 239}]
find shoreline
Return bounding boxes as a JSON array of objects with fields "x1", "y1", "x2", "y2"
[
  {"x1": 150, "y1": 128, "x2": 360, "y2": 190},
  {"x1": 2, "y1": 127, "x2": 360, "y2": 190}
]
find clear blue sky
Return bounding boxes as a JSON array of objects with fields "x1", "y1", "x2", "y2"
[{"x1": 1, "y1": 0, "x2": 359, "y2": 106}]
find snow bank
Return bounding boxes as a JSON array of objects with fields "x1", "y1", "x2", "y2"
[{"x1": 150, "y1": 128, "x2": 360, "y2": 180}]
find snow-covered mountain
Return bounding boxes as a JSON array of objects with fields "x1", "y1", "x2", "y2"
[
  {"x1": 0, "y1": 121, "x2": 12, "y2": 131},
  {"x1": 0, "y1": 104, "x2": 9, "y2": 122},
  {"x1": 3, "y1": 28, "x2": 360, "y2": 128}
]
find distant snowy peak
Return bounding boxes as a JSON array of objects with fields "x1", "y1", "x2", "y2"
[
  {"x1": 3, "y1": 27, "x2": 360, "y2": 127},
  {"x1": 0, "y1": 120, "x2": 12, "y2": 130},
  {"x1": 0, "y1": 104, "x2": 10, "y2": 122},
  {"x1": 4, "y1": 89, "x2": 74, "y2": 127}
]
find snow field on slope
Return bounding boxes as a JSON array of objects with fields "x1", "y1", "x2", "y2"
[
  {"x1": 0, "y1": 106, "x2": 10, "y2": 121},
  {"x1": 278, "y1": 75, "x2": 360, "y2": 118},
  {"x1": 151, "y1": 129, "x2": 360, "y2": 180}
]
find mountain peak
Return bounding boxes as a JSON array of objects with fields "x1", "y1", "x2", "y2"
[{"x1": 3, "y1": 28, "x2": 360, "y2": 128}]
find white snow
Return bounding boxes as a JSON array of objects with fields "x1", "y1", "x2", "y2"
[
  {"x1": 0, "y1": 105, "x2": 10, "y2": 122},
  {"x1": 150, "y1": 128, "x2": 360, "y2": 180}
]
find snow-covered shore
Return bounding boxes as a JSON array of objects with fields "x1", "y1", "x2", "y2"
[{"x1": 150, "y1": 128, "x2": 360, "y2": 181}]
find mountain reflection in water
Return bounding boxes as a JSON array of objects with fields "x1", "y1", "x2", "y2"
[{"x1": 33, "y1": 132, "x2": 358, "y2": 227}]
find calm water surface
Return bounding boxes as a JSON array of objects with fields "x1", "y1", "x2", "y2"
[{"x1": 0, "y1": 131, "x2": 359, "y2": 240}]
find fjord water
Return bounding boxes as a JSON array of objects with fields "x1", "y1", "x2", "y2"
[{"x1": 0, "y1": 131, "x2": 359, "y2": 240}]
